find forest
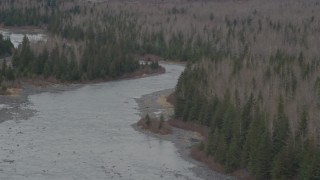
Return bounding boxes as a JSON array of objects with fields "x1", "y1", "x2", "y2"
[
  {"x1": 0, "y1": 0, "x2": 164, "y2": 86},
  {"x1": 0, "y1": 33, "x2": 14, "y2": 92},
  {"x1": 172, "y1": 0, "x2": 320, "y2": 179},
  {"x1": 0, "y1": 0, "x2": 319, "y2": 179},
  {"x1": 0, "y1": 33, "x2": 13, "y2": 57}
]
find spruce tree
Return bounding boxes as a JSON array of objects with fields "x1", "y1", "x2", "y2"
[
  {"x1": 158, "y1": 114, "x2": 164, "y2": 129},
  {"x1": 255, "y1": 129, "x2": 272, "y2": 179},
  {"x1": 272, "y1": 95, "x2": 290, "y2": 156},
  {"x1": 145, "y1": 113, "x2": 151, "y2": 126},
  {"x1": 226, "y1": 136, "x2": 240, "y2": 172},
  {"x1": 215, "y1": 133, "x2": 227, "y2": 163},
  {"x1": 296, "y1": 107, "x2": 308, "y2": 147},
  {"x1": 271, "y1": 138, "x2": 299, "y2": 179}
]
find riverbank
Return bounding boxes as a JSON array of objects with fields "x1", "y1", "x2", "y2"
[
  {"x1": 1, "y1": 65, "x2": 165, "y2": 97},
  {"x1": 136, "y1": 115, "x2": 172, "y2": 135},
  {"x1": 0, "y1": 25, "x2": 46, "y2": 34},
  {"x1": 168, "y1": 117, "x2": 254, "y2": 180},
  {"x1": 134, "y1": 88, "x2": 258, "y2": 179},
  {"x1": 0, "y1": 62, "x2": 212, "y2": 179},
  {"x1": 24, "y1": 65, "x2": 165, "y2": 87},
  {"x1": 133, "y1": 89, "x2": 235, "y2": 180},
  {"x1": 0, "y1": 66, "x2": 166, "y2": 128},
  {"x1": 0, "y1": 61, "x2": 233, "y2": 179},
  {"x1": 0, "y1": 87, "x2": 22, "y2": 96}
]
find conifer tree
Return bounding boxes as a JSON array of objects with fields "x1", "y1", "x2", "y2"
[
  {"x1": 226, "y1": 136, "x2": 240, "y2": 172},
  {"x1": 145, "y1": 113, "x2": 151, "y2": 126},
  {"x1": 255, "y1": 129, "x2": 272, "y2": 179},
  {"x1": 158, "y1": 114, "x2": 164, "y2": 129},
  {"x1": 296, "y1": 107, "x2": 308, "y2": 147},
  {"x1": 272, "y1": 95, "x2": 290, "y2": 156}
]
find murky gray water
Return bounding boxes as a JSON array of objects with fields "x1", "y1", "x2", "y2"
[
  {"x1": 0, "y1": 30, "x2": 46, "y2": 47},
  {"x1": 0, "y1": 64, "x2": 221, "y2": 180}
]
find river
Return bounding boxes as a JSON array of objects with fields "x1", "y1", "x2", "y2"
[
  {"x1": 0, "y1": 63, "x2": 235, "y2": 180},
  {"x1": 0, "y1": 29, "x2": 46, "y2": 48},
  {"x1": 0, "y1": 30, "x2": 233, "y2": 179}
]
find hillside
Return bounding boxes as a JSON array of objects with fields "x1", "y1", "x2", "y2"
[{"x1": 0, "y1": 0, "x2": 319, "y2": 179}]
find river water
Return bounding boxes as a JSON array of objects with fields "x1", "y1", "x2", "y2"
[
  {"x1": 0, "y1": 63, "x2": 230, "y2": 180},
  {"x1": 0, "y1": 30, "x2": 232, "y2": 179},
  {"x1": 0, "y1": 29, "x2": 46, "y2": 48}
]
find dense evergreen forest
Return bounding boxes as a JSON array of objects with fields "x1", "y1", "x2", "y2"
[
  {"x1": 171, "y1": 0, "x2": 320, "y2": 179},
  {"x1": 0, "y1": 0, "x2": 319, "y2": 179},
  {"x1": 12, "y1": 35, "x2": 141, "y2": 81},
  {"x1": 0, "y1": 0, "x2": 230, "y2": 63},
  {"x1": 0, "y1": 34, "x2": 14, "y2": 91},
  {"x1": 0, "y1": 0, "x2": 163, "y2": 84},
  {"x1": 175, "y1": 67, "x2": 320, "y2": 179},
  {"x1": 0, "y1": 33, "x2": 13, "y2": 57}
]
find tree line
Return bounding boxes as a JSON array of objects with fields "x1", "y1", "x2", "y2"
[
  {"x1": 174, "y1": 62, "x2": 320, "y2": 179},
  {"x1": 12, "y1": 36, "x2": 141, "y2": 82},
  {"x1": 0, "y1": 0, "x2": 162, "y2": 83},
  {"x1": 0, "y1": 33, "x2": 13, "y2": 57},
  {"x1": 0, "y1": 34, "x2": 14, "y2": 91}
]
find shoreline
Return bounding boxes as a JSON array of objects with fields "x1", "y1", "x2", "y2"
[
  {"x1": 0, "y1": 65, "x2": 167, "y2": 124},
  {"x1": 2, "y1": 61, "x2": 234, "y2": 179},
  {"x1": 0, "y1": 25, "x2": 47, "y2": 34},
  {"x1": 0, "y1": 61, "x2": 236, "y2": 179},
  {"x1": 168, "y1": 118, "x2": 255, "y2": 180},
  {"x1": 25, "y1": 65, "x2": 166, "y2": 88},
  {"x1": 1, "y1": 65, "x2": 166, "y2": 96},
  {"x1": 134, "y1": 89, "x2": 256, "y2": 180},
  {"x1": 133, "y1": 89, "x2": 236, "y2": 180}
]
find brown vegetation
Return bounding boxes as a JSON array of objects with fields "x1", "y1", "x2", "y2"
[
  {"x1": 0, "y1": 87, "x2": 22, "y2": 96},
  {"x1": 190, "y1": 145, "x2": 225, "y2": 174},
  {"x1": 168, "y1": 119, "x2": 209, "y2": 139},
  {"x1": 137, "y1": 115, "x2": 172, "y2": 135},
  {"x1": 166, "y1": 92, "x2": 175, "y2": 105}
]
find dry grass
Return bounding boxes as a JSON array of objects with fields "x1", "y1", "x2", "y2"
[
  {"x1": 168, "y1": 119, "x2": 209, "y2": 139},
  {"x1": 0, "y1": 88, "x2": 22, "y2": 96},
  {"x1": 166, "y1": 92, "x2": 175, "y2": 105},
  {"x1": 137, "y1": 117, "x2": 172, "y2": 135}
]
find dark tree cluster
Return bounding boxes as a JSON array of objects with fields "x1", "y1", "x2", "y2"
[
  {"x1": 0, "y1": 33, "x2": 14, "y2": 90},
  {"x1": 174, "y1": 66, "x2": 320, "y2": 179},
  {"x1": 12, "y1": 36, "x2": 141, "y2": 82},
  {"x1": 0, "y1": 1, "x2": 165, "y2": 84},
  {"x1": 0, "y1": 33, "x2": 13, "y2": 57},
  {"x1": 0, "y1": 59, "x2": 14, "y2": 88},
  {"x1": 0, "y1": 7, "x2": 50, "y2": 26}
]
